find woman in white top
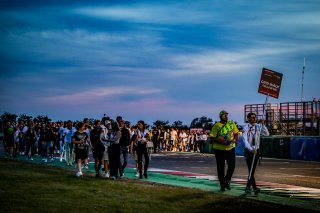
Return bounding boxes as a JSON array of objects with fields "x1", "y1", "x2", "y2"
[
  {"x1": 134, "y1": 120, "x2": 150, "y2": 179},
  {"x1": 107, "y1": 121, "x2": 122, "y2": 180}
]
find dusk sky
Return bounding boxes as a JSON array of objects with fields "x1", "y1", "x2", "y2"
[{"x1": 1, "y1": 0, "x2": 320, "y2": 126}]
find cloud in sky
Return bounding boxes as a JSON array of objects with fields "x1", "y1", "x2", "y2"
[{"x1": 1, "y1": 0, "x2": 320, "y2": 125}]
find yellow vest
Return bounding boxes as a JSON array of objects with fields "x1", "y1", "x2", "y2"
[{"x1": 210, "y1": 121, "x2": 239, "y2": 151}]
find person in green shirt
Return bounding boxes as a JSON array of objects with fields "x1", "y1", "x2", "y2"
[{"x1": 210, "y1": 110, "x2": 239, "y2": 191}]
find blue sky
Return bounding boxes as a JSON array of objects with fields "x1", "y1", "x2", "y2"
[{"x1": 1, "y1": 0, "x2": 319, "y2": 125}]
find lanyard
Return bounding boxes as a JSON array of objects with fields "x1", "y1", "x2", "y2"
[{"x1": 247, "y1": 124, "x2": 257, "y2": 145}]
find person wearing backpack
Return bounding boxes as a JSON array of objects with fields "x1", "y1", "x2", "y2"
[{"x1": 209, "y1": 110, "x2": 239, "y2": 191}]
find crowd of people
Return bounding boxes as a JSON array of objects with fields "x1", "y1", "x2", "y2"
[
  {"x1": 1, "y1": 114, "x2": 212, "y2": 177},
  {"x1": 1, "y1": 110, "x2": 269, "y2": 194}
]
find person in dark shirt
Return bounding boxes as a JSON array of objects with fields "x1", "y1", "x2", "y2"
[
  {"x1": 25, "y1": 121, "x2": 36, "y2": 160},
  {"x1": 118, "y1": 120, "x2": 131, "y2": 178},
  {"x1": 90, "y1": 120, "x2": 105, "y2": 177},
  {"x1": 72, "y1": 122, "x2": 90, "y2": 177},
  {"x1": 40, "y1": 122, "x2": 56, "y2": 163}
]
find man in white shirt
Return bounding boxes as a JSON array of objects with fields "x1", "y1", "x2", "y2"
[{"x1": 242, "y1": 112, "x2": 269, "y2": 195}]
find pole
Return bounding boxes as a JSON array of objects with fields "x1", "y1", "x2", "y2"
[
  {"x1": 301, "y1": 57, "x2": 306, "y2": 102},
  {"x1": 248, "y1": 94, "x2": 268, "y2": 181}
]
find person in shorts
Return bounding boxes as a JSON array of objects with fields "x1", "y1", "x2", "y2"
[{"x1": 72, "y1": 122, "x2": 90, "y2": 177}]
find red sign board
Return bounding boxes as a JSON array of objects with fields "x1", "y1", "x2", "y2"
[{"x1": 258, "y1": 67, "x2": 283, "y2": 99}]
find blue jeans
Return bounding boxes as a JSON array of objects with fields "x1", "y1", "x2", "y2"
[
  {"x1": 120, "y1": 146, "x2": 129, "y2": 175},
  {"x1": 42, "y1": 141, "x2": 53, "y2": 159},
  {"x1": 65, "y1": 142, "x2": 74, "y2": 165}
]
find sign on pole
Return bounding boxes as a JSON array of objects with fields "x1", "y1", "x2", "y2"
[{"x1": 258, "y1": 67, "x2": 283, "y2": 99}]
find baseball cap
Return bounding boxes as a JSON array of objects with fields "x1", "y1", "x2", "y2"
[{"x1": 219, "y1": 110, "x2": 229, "y2": 116}]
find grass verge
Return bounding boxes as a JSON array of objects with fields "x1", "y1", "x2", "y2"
[{"x1": 0, "y1": 158, "x2": 317, "y2": 213}]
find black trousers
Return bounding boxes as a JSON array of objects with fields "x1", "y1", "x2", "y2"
[
  {"x1": 199, "y1": 141, "x2": 205, "y2": 154},
  {"x1": 136, "y1": 143, "x2": 150, "y2": 177},
  {"x1": 213, "y1": 148, "x2": 236, "y2": 187},
  {"x1": 244, "y1": 149, "x2": 260, "y2": 189},
  {"x1": 108, "y1": 144, "x2": 121, "y2": 178}
]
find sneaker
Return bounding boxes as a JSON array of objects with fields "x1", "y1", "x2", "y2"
[
  {"x1": 84, "y1": 165, "x2": 89, "y2": 170},
  {"x1": 143, "y1": 173, "x2": 148, "y2": 179},
  {"x1": 135, "y1": 172, "x2": 139, "y2": 177},
  {"x1": 110, "y1": 176, "x2": 116, "y2": 181},
  {"x1": 244, "y1": 187, "x2": 251, "y2": 194},
  {"x1": 76, "y1": 171, "x2": 83, "y2": 177},
  {"x1": 253, "y1": 188, "x2": 261, "y2": 195},
  {"x1": 50, "y1": 158, "x2": 55, "y2": 162},
  {"x1": 60, "y1": 158, "x2": 63, "y2": 162},
  {"x1": 225, "y1": 181, "x2": 231, "y2": 190},
  {"x1": 105, "y1": 172, "x2": 110, "y2": 178},
  {"x1": 44, "y1": 158, "x2": 48, "y2": 163},
  {"x1": 30, "y1": 157, "x2": 33, "y2": 161}
]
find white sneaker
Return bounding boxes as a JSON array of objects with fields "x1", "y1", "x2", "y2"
[
  {"x1": 135, "y1": 172, "x2": 139, "y2": 177},
  {"x1": 60, "y1": 158, "x2": 63, "y2": 162},
  {"x1": 30, "y1": 157, "x2": 33, "y2": 161},
  {"x1": 105, "y1": 172, "x2": 110, "y2": 178},
  {"x1": 76, "y1": 171, "x2": 83, "y2": 177},
  {"x1": 84, "y1": 165, "x2": 89, "y2": 170}
]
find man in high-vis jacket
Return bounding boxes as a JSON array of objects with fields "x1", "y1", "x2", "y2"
[{"x1": 210, "y1": 110, "x2": 239, "y2": 191}]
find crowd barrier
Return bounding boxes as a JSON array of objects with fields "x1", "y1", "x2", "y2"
[{"x1": 205, "y1": 136, "x2": 320, "y2": 162}]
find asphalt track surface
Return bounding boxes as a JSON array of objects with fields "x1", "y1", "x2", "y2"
[{"x1": 1, "y1": 149, "x2": 319, "y2": 211}]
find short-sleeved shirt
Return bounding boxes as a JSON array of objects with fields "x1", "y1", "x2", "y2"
[
  {"x1": 72, "y1": 131, "x2": 88, "y2": 151},
  {"x1": 210, "y1": 121, "x2": 239, "y2": 151}
]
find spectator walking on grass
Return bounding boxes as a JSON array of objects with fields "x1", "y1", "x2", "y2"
[
  {"x1": 101, "y1": 120, "x2": 111, "y2": 178},
  {"x1": 90, "y1": 120, "x2": 105, "y2": 177},
  {"x1": 62, "y1": 120, "x2": 76, "y2": 166},
  {"x1": 107, "y1": 121, "x2": 122, "y2": 180},
  {"x1": 134, "y1": 120, "x2": 150, "y2": 179},
  {"x1": 72, "y1": 122, "x2": 90, "y2": 177},
  {"x1": 25, "y1": 121, "x2": 36, "y2": 160},
  {"x1": 40, "y1": 122, "x2": 56, "y2": 163},
  {"x1": 118, "y1": 119, "x2": 131, "y2": 178}
]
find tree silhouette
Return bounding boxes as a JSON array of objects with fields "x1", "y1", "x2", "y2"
[
  {"x1": 0, "y1": 112, "x2": 18, "y2": 123},
  {"x1": 34, "y1": 115, "x2": 52, "y2": 124},
  {"x1": 152, "y1": 120, "x2": 169, "y2": 128},
  {"x1": 18, "y1": 114, "x2": 33, "y2": 123},
  {"x1": 190, "y1": 116, "x2": 213, "y2": 130},
  {"x1": 171, "y1": 120, "x2": 188, "y2": 129}
]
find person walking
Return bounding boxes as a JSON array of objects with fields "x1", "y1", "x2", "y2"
[
  {"x1": 134, "y1": 120, "x2": 150, "y2": 179},
  {"x1": 90, "y1": 120, "x2": 105, "y2": 177},
  {"x1": 107, "y1": 121, "x2": 122, "y2": 180},
  {"x1": 40, "y1": 122, "x2": 56, "y2": 163},
  {"x1": 242, "y1": 112, "x2": 269, "y2": 195},
  {"x1": 118, "y1": 119, "x2": 131, "y2": 178},
  {"x1": 72, "y1": 122, "x2": 90, "y2": 177},
  {"x1": 210, "y1": 110, "x2": 239, "y2": 191},
  {"x1": 62, "y1": 120, "x2": 76, "y2": 166},
  {"x1": 24, "y1": 121, "x2": 36, "y2": 160}
]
